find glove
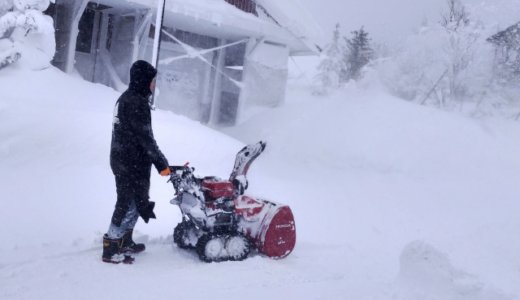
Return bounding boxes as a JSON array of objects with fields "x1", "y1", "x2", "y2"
[
  {"x1": 160, "y1": 168, "x2": 171, "y2": 176},
  {"x1": 140, "y1": 201, "x2": 156, "y2": 223}
]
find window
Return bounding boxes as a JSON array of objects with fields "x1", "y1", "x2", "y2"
[
  {"x1": 76, "y1": 3, "x2": 113, "y2": 53},
  {"x1": 76, "y1": 8, "x2": 95, "y2": 53}
]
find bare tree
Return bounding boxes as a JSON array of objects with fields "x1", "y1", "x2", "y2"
[
  {"x1": 315, "y1": 23, "x2": 346, "y2": 92},
  {"x1": 440, "y1": 0, "x2": 469, "y2": 32},
  {"x1": 438, "y1": 0, "x2": 482, "y2": 103}
]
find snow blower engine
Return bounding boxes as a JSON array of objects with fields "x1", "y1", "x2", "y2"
[{"x1": 168, "y1": 141, "x2": 296, "y2": 262}]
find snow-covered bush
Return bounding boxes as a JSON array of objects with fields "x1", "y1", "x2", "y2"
[
  {"x1": 14, "y1": 0, "x2": 51, "y2": 11},
  {"x1": 315, "y1": 24, "x2": 375, "y2": 94},
  {"x1": 314, "y1": 23, "x2": 345, "y2": 94},
  {"x1": 378, "y1": 0, "x2": 495, "y2": 112},
  {"x1": 0, "y1": 1, "x2": 14, "y2": 16},
  {"x1": 0, "y1": 0, "x2": 55, "y2": 70}
]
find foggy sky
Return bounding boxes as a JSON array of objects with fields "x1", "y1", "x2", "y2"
[
  {"x1": 299, "y1": 0, "x2": 520, "y2": 47},
  {"x1": 299, "y1": 0, "x2": 451, "y2": 45}
]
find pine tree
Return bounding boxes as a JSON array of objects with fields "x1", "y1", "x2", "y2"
[
  {"x1": 315, "y1": 23, "x2": 346, "y2": 91},
  {"x1": 344, "y1": 27, "x2": 374, "y2": 81}
]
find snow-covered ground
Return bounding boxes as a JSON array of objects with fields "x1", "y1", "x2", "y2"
[{"x1": 1, "y1": 65, "x2": 520, "y2": 299}]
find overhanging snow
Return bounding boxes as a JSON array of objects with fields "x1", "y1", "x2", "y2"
[{"x1": 125, "y1": 0, "x2": 320, "y2": 55}]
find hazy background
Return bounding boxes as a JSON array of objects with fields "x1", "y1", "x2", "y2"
[
  {"x1": 299, "y1": 0, "x2": 445, "y2": 45},
  {"x1": 298, "y1": 0, "x2": 520, "y2": 47}
]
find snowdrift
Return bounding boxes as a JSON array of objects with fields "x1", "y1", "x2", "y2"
[{"x1": 1, "y1": 66, "x2": 520, "y2": 299}]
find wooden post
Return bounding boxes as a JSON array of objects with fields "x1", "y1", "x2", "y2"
[
  {"x1": 209, "y1": 40, "x2": 226, "y2": 125},
  {"x1": 151, "y1": 0, "x2": 166, "y2": 108},
  {"x1": 151, "y1": 0, "x2": 165, "y2": 69},
  {"x1": 65, "y1": 0, "x2": 88, "y2": 73}
]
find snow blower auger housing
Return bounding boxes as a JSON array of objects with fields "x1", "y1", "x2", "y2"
[{"x1": 168, "y1": 141, "x2": 296, "y2": 262}]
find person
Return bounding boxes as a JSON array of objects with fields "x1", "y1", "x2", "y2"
[{"x1": 102, "y1": 60, "x2": 171, "y2": 264}]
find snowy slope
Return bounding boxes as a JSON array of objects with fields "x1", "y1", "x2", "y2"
[
  {"x1": 224, "y1": 80, "x2": 520, "y2": 299},
  {"x1": 1, "y1": 66, "x2": 520, "y2": 299}
]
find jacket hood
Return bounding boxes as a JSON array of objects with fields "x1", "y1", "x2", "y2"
[{"x1": 129, "y1": 60, "x2": 157, "y2": 98}]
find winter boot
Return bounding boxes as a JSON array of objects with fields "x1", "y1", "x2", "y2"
[
  {"x1": 102, "y1": 234, "x2": 135, "y2": 264},
  {"x1": 121, "y1": 229, "x2": 145, "y2": 254}
]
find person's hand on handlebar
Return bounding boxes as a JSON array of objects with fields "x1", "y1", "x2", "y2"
[{"x1": 160, "y1": 168, "x2": 171, "y2": 176}]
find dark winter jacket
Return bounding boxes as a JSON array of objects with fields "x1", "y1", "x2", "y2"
[{"x1": 110, "y1": 60, "x2": 168, "y2": 225}]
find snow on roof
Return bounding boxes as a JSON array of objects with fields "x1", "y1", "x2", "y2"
[
  {"x1": 254, "y1": 0, "x2": 323, "y2": 53},
  {"x1": 487, "y1": 22, "x2": 520, "y2": 46},
  {"x1": 125, "y1": 0, "x2": 321, "y2": 55}
]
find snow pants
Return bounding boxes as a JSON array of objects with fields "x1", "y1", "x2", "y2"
[
  {"x1": 107, "y1": 170, "x2": 150, "y2": 239},
  {"x1": 110, "y1": 169, "x2": 152, "y2": 226},
  {"x1": 107, "y1": 199, "x2": 139, "y2": 239}
]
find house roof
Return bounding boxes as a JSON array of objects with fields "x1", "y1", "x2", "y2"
[
  {"x1": 124, "y1": 0, "x2": 321, "y2": 55},
  {"x1": 488, "y1": 21, "x2": 520, "y2": 47},
  {"x1": 254, "y1": 0, "x2": 323, "y2": 54}
]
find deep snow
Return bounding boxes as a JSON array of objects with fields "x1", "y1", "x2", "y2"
[{"x1": 1, "y1": 65, "x2": 520, "y2": 299}]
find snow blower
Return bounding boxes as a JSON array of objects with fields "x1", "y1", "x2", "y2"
[{"x1": 168, "y1": 141, "x2": 296, "y2": 262}]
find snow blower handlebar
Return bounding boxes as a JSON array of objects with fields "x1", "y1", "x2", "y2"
[
  {"x1": 168, "y1": 164, "x2": 194, "y2": 193},
  {"x1": 168, "y1": 140, "x2": 266, "y2": 196},
  {"x1": 169, "y1": 165, "x2": 191, "y2": 174}
]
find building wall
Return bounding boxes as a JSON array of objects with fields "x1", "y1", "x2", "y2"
[
  {"x1": 47, "y1": 0, "x2": 291, "y2": 127},
  {"x1": 146, "y1": 27, "x2": 222, "y2": 123},
  {"x1": 218, "y1": 42, "x2": 246, "y2": 125},
  {"x1": 146, "y1": 40, "x2": 215, "y2": 122}
]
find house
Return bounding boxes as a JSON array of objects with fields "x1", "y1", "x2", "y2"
[
  {"x1": 44, "y1": 0, "x2": 320, "y2": 126},
  {"x1": 487, "y1": 22, "x2": 520, "y2": 76}
]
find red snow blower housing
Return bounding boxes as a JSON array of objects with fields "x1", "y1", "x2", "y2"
[{"x1": 168, "y1": 141, "x2": 296, "y2": 262}]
